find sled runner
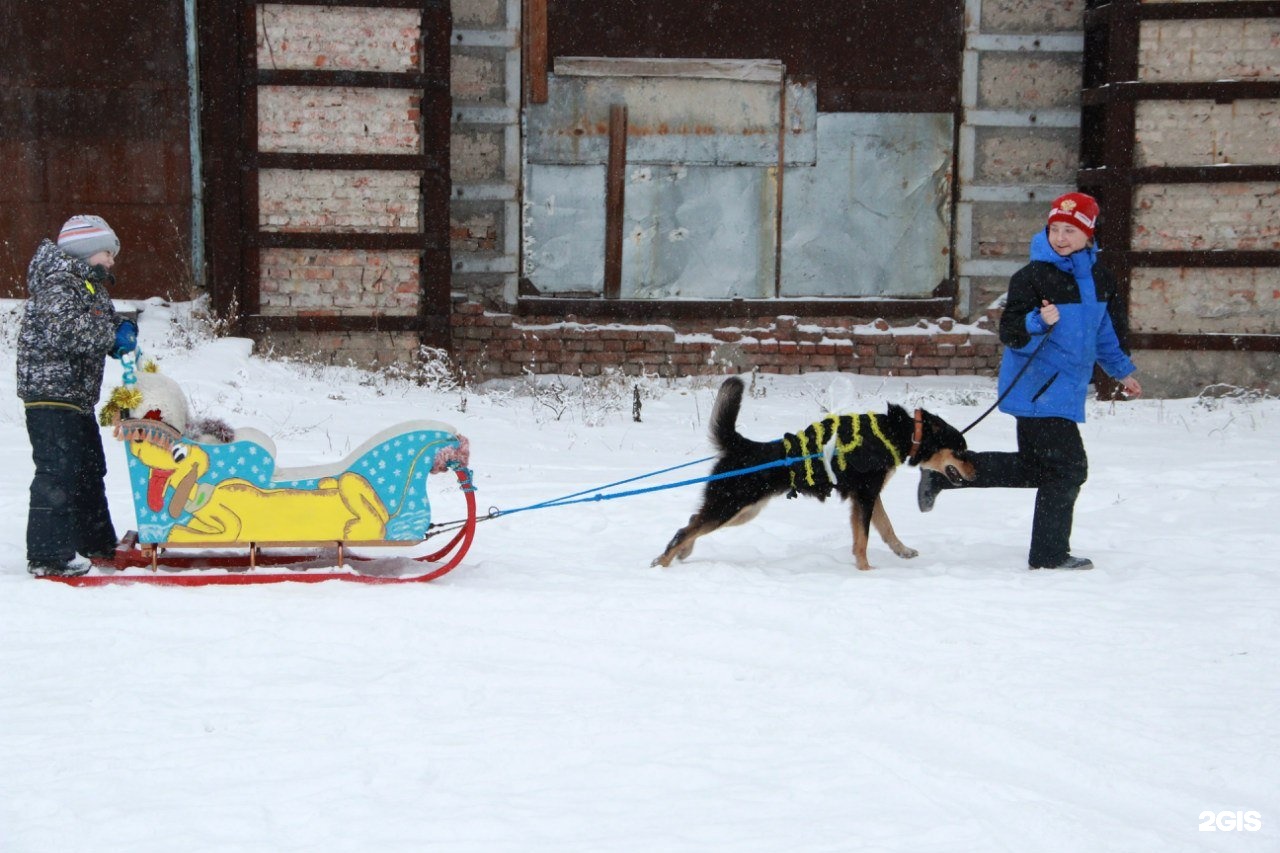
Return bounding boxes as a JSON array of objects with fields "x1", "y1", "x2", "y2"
[{"x1": 47, "y1": 362, "x2": 477, "y2": 586}]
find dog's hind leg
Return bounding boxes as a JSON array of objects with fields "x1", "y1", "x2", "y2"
[
  {"x1": 652, "y1": 514, "x2": 718, "y2": 567},
  {"x1": 871, "y1": 498, "x2": 918, "y2": 561},
  {"x1": 651, "y1": 500, "x2": 767, "y2": 568}
]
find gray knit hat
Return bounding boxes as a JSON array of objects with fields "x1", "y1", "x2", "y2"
[{"x1": 57, "y1": 214, "x2": 121, "y2": 260}]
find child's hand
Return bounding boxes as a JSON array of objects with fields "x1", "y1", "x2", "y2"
[
  {"x1": 1039, "y1": 299, "x2": 1060, "y2": 326},
  {"x1": 111, "y1": 319, "x2": 138, "y2": 359}
]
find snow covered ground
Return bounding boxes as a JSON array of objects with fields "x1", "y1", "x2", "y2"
[{"x1": 2, "y1": 299, "x2": 1277, "y2": 853}]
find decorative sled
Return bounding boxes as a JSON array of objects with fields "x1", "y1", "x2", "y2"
[{"x1": 51, "y1": 363, "x2": 476, "y2": 586}]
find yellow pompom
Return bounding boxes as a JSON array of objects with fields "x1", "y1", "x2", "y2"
[
  {"x1": 114, "y1": 386, "x2": 145, "y2": 410},
  {"x1": 98, "y1": 384, "x2": 146, "y2": 426}
]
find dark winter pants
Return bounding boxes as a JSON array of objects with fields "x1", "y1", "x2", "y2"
[
  {"x1": 25, "y1": 405, "x2": 118, "y2": 563},
  {"x1": 941, "y1": 416, "x2": 1088, "y2": 566}
]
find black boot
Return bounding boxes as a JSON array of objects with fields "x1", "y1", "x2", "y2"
[
  {"x1": 27, "y1": 557, "x2": 91, "y2": 578},
  {"x1": 917, "y1": 469, "x2": 947, "y2": 512},
  {"x1": 1030, "y1": 554, "x2": 1093, "y2": 571}
]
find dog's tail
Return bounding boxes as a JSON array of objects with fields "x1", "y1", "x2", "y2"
[{"x1": 710, "y1": 377, "x2": 746, "y2": 452}]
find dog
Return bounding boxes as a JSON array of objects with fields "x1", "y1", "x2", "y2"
[{"x1": 652, "y1": 377, "x2": 977, "y2": 570}]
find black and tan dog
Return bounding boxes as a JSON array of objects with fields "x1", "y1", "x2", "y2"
[{"x1": 652, "y1": 377, "x2": 977, "y2": 570}]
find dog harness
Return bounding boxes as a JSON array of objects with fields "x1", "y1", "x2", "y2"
[{"x1": 782, "y1": 413, "x2": 904, "y2": 495}]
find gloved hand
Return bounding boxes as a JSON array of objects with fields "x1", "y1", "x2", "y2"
[{"x1": 111, "y1": 319, "x2": 138, "y2": 359}]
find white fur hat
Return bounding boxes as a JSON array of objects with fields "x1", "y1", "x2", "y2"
[{"x1": 128, "y1": 371, "x2": 191, "y2": 434}]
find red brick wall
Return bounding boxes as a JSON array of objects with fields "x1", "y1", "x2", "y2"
[{"x1": 450, "y1": 303, "x2": 1003, "y2": 381}]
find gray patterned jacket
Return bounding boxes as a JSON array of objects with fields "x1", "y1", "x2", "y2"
[{"x1": 16, "y1": 239, "x2": 122, "y2": 411}]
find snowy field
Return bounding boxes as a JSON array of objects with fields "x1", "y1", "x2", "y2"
[{"x1": 1, "y1": 299, "x2": 1277, "y2": 853}]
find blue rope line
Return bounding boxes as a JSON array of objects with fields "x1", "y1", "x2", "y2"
[
  {"x1": 505, "y1": 453, "x2": 717, "y2": 511},
  {"x1": 490, "y1": 451, "x2": 824, "y2": 519}
]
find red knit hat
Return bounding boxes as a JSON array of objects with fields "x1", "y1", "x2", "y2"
[{"x1": 1046, "y1": 192, "x2": 1099, "y2": 239}]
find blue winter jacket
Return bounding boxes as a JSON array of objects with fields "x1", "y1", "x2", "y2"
[{"x1": 996, "y1": 231, "x2": 1136, "y2": 423}]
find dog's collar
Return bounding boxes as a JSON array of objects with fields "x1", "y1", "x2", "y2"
[{"x1": 909, "y1": 409, "x2": 924, "y2": 462}]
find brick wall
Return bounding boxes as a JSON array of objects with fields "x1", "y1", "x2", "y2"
[
  {"x1": 977, "y1": 52, "x2": 1082, "y2": 110},
  {"x1": 257, "y1": 4, "x2": 421, "y2": 71},
  {"x1": 972, "y1": 126, "x2": 1078, "y2": 185},
  {"x1": 258, "y1": 249, "x2": 420, "y2": 316},
  {"x1": 255, "y1": 5, "x2": 427, "y2": 322},
  {"x1": 1126, "y1": 11, "x2": 1280, "y2": 395},
  {"x1": 256, "y1": 330, "x2": 422, "y2": 369},
  {"x1": 258, "y1": 169, "x2": 422, "y2": 232},
  {"x1": 258, "y1": 86, "x2": 422, "y2": 155},
  {"x1": 1136, "y1": 99, "x2": 1280, "y2": 167},
  {"x1": 978, "y1": 0, "x2": 1085, "y2": 33},
  {"x1": 1130, "y1": 267, "x2": 1280, "y2": 335},
  {"x1": 450, "y1": 303, "x2": 1002, "y2": 381},
  {"x1": 1132, "y1": 182, "x2": 1280, "y2": 251},
  {"x1": 955, "y1": 0, "x2": 1085, "y2": 322},
  {"x1": 1138, "y1": 19, "x2": 1280, "y2": 82}
]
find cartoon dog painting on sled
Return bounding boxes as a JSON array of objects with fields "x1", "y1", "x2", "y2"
[
  {"x1": 125, "y1": 424, "x2": 392, "y2": 543},
  {"x1": 103, "y1": 366, "x2": 469, "y2": 547}
]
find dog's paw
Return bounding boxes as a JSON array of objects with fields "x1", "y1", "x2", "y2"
[{"x1": 892, "y1": 545, "x2": 919, "y2": 560}]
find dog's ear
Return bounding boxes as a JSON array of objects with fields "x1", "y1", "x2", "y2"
[
  {"x1": 167, "y1": 466, "x2": 200, "y2": 519},
  {"x1": 921, "y1": 410, "x2": 968, "y2": 451}
]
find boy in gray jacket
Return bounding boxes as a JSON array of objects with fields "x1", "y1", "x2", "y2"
[{"x1": 17, "y1": 215, "x2": 137, "y2": 577}]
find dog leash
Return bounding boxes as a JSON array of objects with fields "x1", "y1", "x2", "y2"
[
  {"x1": 424, "y1": 450, "x2": 827, "y2": 535},
  {"x1": 486, "y1": 452, "x2": 825, "y2": 519},
  {"x1": 959, "y1": 325, "x2": 1054, "y2": 435}
]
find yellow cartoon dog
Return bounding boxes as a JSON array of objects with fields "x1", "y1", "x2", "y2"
[{"x1": 127, "y1": 428, "x2": 390, "y2": 544}]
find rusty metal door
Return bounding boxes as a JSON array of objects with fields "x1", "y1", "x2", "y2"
[{"x1": 0, "y1": 2, "x2": 192, "y2": 300}]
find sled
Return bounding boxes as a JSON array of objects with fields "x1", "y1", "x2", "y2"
[{"x1": 52, "y1": 417, "x2": 477, "y2": 587}]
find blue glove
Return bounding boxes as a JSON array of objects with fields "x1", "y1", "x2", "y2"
[{"x1": 111, "y1": 319, "x2": 138, "y2": 358}]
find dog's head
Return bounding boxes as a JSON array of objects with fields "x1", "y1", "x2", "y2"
[
  {"x1": 126, "y1": 431, "x2": 212, "y2": 519},
  {"x1": 909, "y1": 409, "x2": 977, "y2": 485}
]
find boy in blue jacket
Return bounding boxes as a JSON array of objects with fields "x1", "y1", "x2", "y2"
[{"x1": 918, "y1": 193, "x2": 1141, "y2": 570}]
